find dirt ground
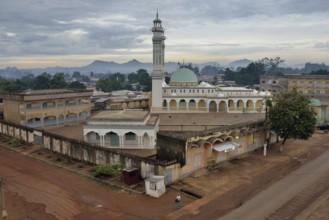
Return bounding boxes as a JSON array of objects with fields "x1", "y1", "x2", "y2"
[{"x1": 0, "y1": 131, "x2": 329, "y2": 219}]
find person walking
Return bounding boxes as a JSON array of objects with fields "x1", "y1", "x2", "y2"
[{"x1": 175, "y1": 193, "x2": 181, "y2": 208}]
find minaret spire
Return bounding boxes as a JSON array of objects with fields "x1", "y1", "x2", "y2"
[{"x1": 151, "y1": 10, "x2": 166, "y2": 113}]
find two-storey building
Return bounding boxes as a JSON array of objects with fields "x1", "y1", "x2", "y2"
[{"x1": 1, "y1": 89, "x2": 93, "y2": 128}]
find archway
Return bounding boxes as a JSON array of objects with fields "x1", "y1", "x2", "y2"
[
  {"x1": 86, "y1": 131, "x2": 101, "y2": 145},
  {"x1": 189, "y1": 99, "x2": 196, "y2": 111},
  {"x1": 169, "y1": 99, "x2": 177, "y2": 110},
  {"x1": 209, "y1": 101, "x2": 217, "y2": 112},
  {"x1": 198, "y1": 99, "x2": 206, "y2": 111},
  {"x1": 246, "y1": 100, "x2": 254, "y2": 112},
  {"x1": 218, "y1": 101, "x2": 226, "y2": 112},
  {"x1": 104, "y1": 132, "x2": 120, "y2": 147},
  {"x1": 237, "y1": 100, "x2": 244, "y2": 111},
  {"x1": 179, "y1": 99, "x2": 187, "y2": 110}
]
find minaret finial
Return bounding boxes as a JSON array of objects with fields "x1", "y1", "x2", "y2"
[{"x1": 156, "y1": 9, "x2": 159, "y2": 19}]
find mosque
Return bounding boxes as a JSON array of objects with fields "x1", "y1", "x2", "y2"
[
  {"x1": 83, "y1": 13, "x2": 271, "y2": 182},
  {"x1": 150, "y1": 12, "x2": 270, "y2": 114}
]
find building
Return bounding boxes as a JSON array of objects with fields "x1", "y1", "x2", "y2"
[
  {"x1": 260, "y1": 74, "x2": 329, "y2": 95},
  {"x1": 1, "y1": 89, "x2": 93, "y2": 128},
  {"x1": 260, "y1": 75, "x2": 329, "y2": 124},
  {"x1": 151, "y1": 14, "x2": 270, "y2": 113},
  {"x1": 84, "y1": 109, "x2": 159, "y2": 149}
]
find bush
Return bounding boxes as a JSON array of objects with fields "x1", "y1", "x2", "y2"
[
  {"x1": 93, "y1": 164, "x2": 121, "y2": 178},
  {"x1": 10, "y1": 138, "x2": 21, "y2": 148}
]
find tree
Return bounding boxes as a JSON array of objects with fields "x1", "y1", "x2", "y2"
[
  {"x1": 259, "y1": 57, "x2": 285, "y2": 75},
  {"x1": 51, "y1": 73, "x2": 67, "y2": 89},
  {"x1": 268, "y1": 89, "x2": 317, "y2": 152},
  {"x1": 33, "y1": 72, "x2": 51, "y2": 89},
  {"x1": 68, "y1": 81, "x2": 86, "y2": 90}
]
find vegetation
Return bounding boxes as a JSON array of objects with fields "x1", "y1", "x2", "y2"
[
  {"x1": 0, "y1": 71, "x2": 90, "y2": 93},
  {"x1": 10, "y1": 138, "x2": 21, "y2": 148},
  {"x1": 268, "y1": 89, "x2": 317, "y2": 152},
  {"x1": 93, "y1": 164, "x2": 122, "y2": 178}
]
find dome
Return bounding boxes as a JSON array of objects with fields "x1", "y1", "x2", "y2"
[
  {"x1": 309, "y1": 99, "x2": 321, "y2": 106},
  {"x1": 170, "y1": 68, "x2": 198, "y2": 84}
]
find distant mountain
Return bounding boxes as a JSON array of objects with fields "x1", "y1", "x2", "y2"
[
  {"x1": 0, "y1": 59, "x2": 327, "y2": 78},
  {"x1": 227, "y1": 59, "x2": 253, "y2": 69}
]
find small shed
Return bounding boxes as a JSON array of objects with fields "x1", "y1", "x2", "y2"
[
  {"x1": 122, "y1": 167, "x2": 139, "y2": 186},
  {"x1": 145, "y1": 175, "x2": 166, "y2": 198}
]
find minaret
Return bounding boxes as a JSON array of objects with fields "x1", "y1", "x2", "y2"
[{"x1": 151, "y1": 10, "x2": 166, "y2": 113}]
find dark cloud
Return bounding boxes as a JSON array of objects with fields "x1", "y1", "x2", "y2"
[{"x1": 0, "y1": 0, "x2": 328, "y2": 67}]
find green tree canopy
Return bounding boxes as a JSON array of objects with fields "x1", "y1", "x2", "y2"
[
  {"x1": 33, "y1": 72, "x2": 51, "y2": 90},
  {"x1": 67, "y1": 81, "x2": 86, "y2": 90},
  {"x1": 51, "y1": 73, "x2": 67, "y2": 89},
  {"x1": 268, "y1": 89, "x2": 317, "y2": 151}
]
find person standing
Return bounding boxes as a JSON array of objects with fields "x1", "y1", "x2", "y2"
[{"x1": 175, "y1": 193, "x2": 181, "y2": 208}]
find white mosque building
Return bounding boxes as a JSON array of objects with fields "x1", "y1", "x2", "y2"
[
  {"x1": 83, "y1": 12, "x2": 270, "y2": 149},
  {"x1": 151, "y1": 12, "x2": 270, "y2": 113}
]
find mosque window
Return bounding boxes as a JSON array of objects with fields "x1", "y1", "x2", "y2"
[
  {"x1": 202, "y1": 89, "x2": 204, "y2": 93},
  {"x1": 183, "y1": 89, "x2": 185, "y2": 93},
  {"x1": 189, "y1": 89, "x2": 191, "y2": 93}
]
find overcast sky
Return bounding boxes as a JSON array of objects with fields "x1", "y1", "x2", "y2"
[{"x1": 1, "y1": 0, "x2": 328, "y2": 68}]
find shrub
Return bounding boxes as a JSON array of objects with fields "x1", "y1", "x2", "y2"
[
  {"x1": 10, "y1": 138, "x2": 21, "y2": 148},
  {"x1": 93, "y1": 164, "x2": 121, "y2": 178}
]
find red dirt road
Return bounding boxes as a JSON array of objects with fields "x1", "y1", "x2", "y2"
[{"x1": 0, "y1": 145, "x2": 195, "y2": 220}]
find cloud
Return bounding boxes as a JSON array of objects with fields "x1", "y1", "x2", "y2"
[{"x1": 0, "y1": 0, "x2": 329, "y2": 68}]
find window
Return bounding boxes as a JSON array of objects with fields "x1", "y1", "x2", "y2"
[{"x1": 272, "y1": 80, "x2": 276, "y2": 84}]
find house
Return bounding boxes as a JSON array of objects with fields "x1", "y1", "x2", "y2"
[{"x1": 1, "y1": 89, "x2": 93, "y2": 128}]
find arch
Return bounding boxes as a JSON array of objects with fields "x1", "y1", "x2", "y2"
[
  {"x1": 255, "y1": 100, "x2": 263, "y2": 111},
  {"x1": 219, "y1": 134, "x2": 234, "y2": 142},
  {"x1": 135, "y1": 101, "x2": 140, "y2": 108},
  {"x1": 142, "y1": 132, "x2": 150, "y2": 148},
  {"x1": 169, "y1": 99, "x2": 177, "y2": 110},
  {"x1": 189, "y1": 99, "x2": 197, "y2": 110},
  {"x1": 42, "y1": 101, "x2": 55, "y2": 109},
  {"x1": 196, "y1": 139, "x2": 212, "y2": 149},
  {"x1": 128, "y1": 101, "x2": 135, "y2": 108},
  {"x1": 79, "y1": 111, "x2": 88, "y2": 120},
  {"x1": 162, "y1": 100, "x2": 168, "y2": 108},
  {"x1": 27, "y1": 117, "x2": 42, "y2": 128},
  {"x1": 86, "y1": 131, "x2": 101, "y2": 145},
  {"x1": 246, "y1": 100, "x2": 254, "y2": 111},
  {"x1": 58, "y1": 115, "x2": 65, "y2": 124},
  {"x1": 43, "y1": 115, "x2": 57, "y2": 126},
  {"x1": 187, "y1": 143, "x2": 200, "y2": 149},
  {"x1": 209, "y1": 101, "x2": 217, "y2": 112},
  {"x1": 124, "y1": 132, "x2": 138, "y2": 148},
  {"x1": 228, "y1": 100, "x2": 235, "y2": 111},
  {"x1": 66, "y1": 113, "x2": 77, "y2": 122},
  {"x1": 218, "y1": 101, "x2": 226, "y2": 112},
  {"x1": 237, "y1": 100, "x2": 244, "y2": 110},
  {"x1": 104, "y1": 131, "x2": 120, "y2": 147},
  {"x1": 198, "y1": 99, "x2": 206, "y2": 111},
  {"x1": 141, "y1": 100, "x2": 147, "y2": 108},
  {"x1": 179, "y1": 99, "x2": 187, "y2": 110}
]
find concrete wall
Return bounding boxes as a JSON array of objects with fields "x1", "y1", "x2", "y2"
[{"x1": 0, "y1": 120, "x2": 180, "y2": 184}]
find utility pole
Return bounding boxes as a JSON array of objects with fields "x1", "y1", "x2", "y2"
[{"x1": 0, "y1": 177, "x2": 8, "y2": 219}]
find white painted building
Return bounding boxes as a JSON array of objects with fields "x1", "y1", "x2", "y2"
[
  {"x1": 84, "y1": 109, "x2": 159, "y2": 149},
  {"x1": 150, "y1": 13, "x2": 271, "y2": 113}
]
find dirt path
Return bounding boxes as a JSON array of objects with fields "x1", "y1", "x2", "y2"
[{"x1": 0, "y1": 145, "x2": 196, "y2": 220}]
